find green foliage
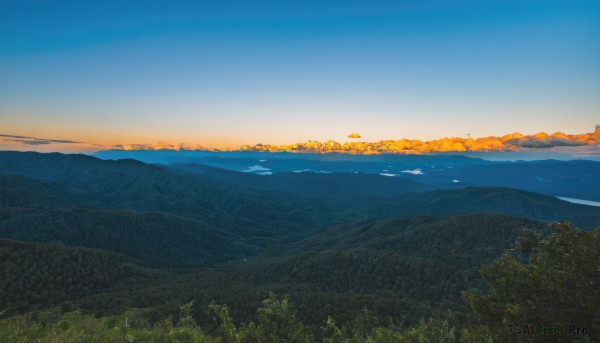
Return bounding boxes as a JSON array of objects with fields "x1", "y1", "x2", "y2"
[
  {"x1": 0, "y1": 207, "x2": 256, "y2": 267},
  {"x1": 241, "y1": 292, "x2": 313, "y2": 343},
  {"x1": 345, "y1": 307, "x2": 381, "y2": 340},
  {"x1": 322, "y1": 316, "x2": 343, "y2": 343},
  {"x1": 0, "y1": 308, "x2": 214, "y2": 343},
  {"x1": 401, "y1": 318, "x2": 458, "y2": 342},
  {"x1": 0, "y1": 214, "x2": 551, "y2": 330},
  {"x1": 0, "y1": 151, "x2": 353, "y2": 239},
  {"x1": 368, "y1": 187, "x2": 600, "y2": 228},
  {"x1": 465, "y1": 222, "x2": 599, "y2": 342},
  {"x1": 209, "y1": 303, "x2": 241, "y2": 343},
  {"x1": 0, "y1": 239, "x2": 135, "y2": 317},
  {"x1": 0, "y1": 295, "x2": 468, "y2": 343}
]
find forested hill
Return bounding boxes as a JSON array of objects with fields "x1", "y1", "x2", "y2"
[
  {"x1": 0, "y1": 238, "x2": 138, "y2": 316},
  {"x1": 431, "y1": 159, "x2": 600, "y2": 201},
  {"x1": 0, "y1": 207, "x2": 258, "y2": 267},
  {"x1": 2, "y1": 151, "x2": 599, "y2": 254},
  {"x1": 0, "y1": 151, "x2": 354, "y2": 237},
  {"x1": 0, "y1": 174, "x2": 78, "y2": 209},
  {"x1": 294, "y1": 212, "x2": 547, "y2": 258},
  {"x1": 168, "y1": 163, "x2": 423, "y2": 199},
  {"x1": 367, "y1": 187, "x2": 600, "y2": 228}
]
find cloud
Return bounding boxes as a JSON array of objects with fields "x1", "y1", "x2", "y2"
[
  {"x1": 0, "y1": 134, "x2": 81, "y2": 144},
  {"x1": 401, "y1": 168, "x2": 424, "y2": 175},
  {"x1": 242, "y1": 165, "x2": 271, "y2": 173},
  {"x1": 13, "y1": 139, "x2": 51, "y2": 145},
  {"x1": 516, "y1": 137, "x2": 582, "y2": 149},
  {"x1": 245, "y1": 126, "x2": 599, "y2": 154},
  {"x1": 0, "y1": 133, "x2": 104, "y2": 153}
]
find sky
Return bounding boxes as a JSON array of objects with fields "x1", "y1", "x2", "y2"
[{"x1": 1, "y1": 0, "x2": 599, "y2": 151}]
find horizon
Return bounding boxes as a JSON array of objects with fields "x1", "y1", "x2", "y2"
[{"x1": 1, "y1": 125, "x2": 599, "y2": 159}]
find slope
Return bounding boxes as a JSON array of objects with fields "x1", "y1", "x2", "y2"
[
  {"x1": 424, "y1": 159, "x2": 600, "y2": 201},
  {"x1": 0, "y1": 238, "x2": 140, "y2": 316},
  {"x1": 368, "y1": 187, "x2": 600, "y2": 228},
  {"x1": 169, "y1": 163, "x2": 423, "y2": 200},
  {"x1": 0, "y1": 151, "x2": 349, "y2": 237}
]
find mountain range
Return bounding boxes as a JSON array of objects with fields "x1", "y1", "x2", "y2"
[{"x1": 1, "y1": 150, "x2": 599, "y2": 330}]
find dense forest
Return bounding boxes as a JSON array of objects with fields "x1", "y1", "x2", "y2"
[
  {"x1": 1, "y1": 223, "x2": 597, "y2": 342},
  {"x1": 0, "y1": 151, "x2": 599, "y2": 341}
]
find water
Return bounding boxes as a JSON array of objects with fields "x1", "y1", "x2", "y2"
[{"x1": 557, "y1": 197, "x2": 600, "y2": 207}]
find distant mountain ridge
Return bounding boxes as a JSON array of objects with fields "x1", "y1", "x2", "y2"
[
  {"x1": 168, "y1": 163, "x2": 423, "y2": 199},
  {"x1": 93, "y1": 150, "x2": 600, "y2": 201},
  {"x1": 0, "y1": 151, "x2": 349, "y2": 237},
  {"x1": 367, "y1": 187, "x2": 600, "y2": 228}
]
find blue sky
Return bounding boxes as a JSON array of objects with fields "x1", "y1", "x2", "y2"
[{"x1": 1, "y1": 0, "x2": 599, "y2": 150}]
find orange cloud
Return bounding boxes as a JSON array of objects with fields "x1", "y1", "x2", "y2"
[{"x1": 241, "y1": 125, "x2": 600, "y2": 154}]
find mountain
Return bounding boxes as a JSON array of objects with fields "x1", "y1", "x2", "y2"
[
  {"x1": 0, "y1": 174, "x2": 78, "y2": 209},
  {"x1": 292, "y1": 213, "x2": 549, "y2": 271},
  {"x1": 3, "y1": 152, "x2": 599, "y2": 261},
  {"x1": 0, "y1": 151, "x2": 351, "y2": 237},
  {"x1": 94, "y1": 150, "x2": 494, "y2": 170},
  {"x1": 164, "y1": 162, "x2": 600, "y2": 227},
  {"x1": 0, "y1": 152, "x2": 600, "y2": 253},
  {"x1": 0, "y1": 238, "x2": 139, "y2": 316},
  {"x1": 95, "y1": 150, "x2": 600, "y2": 202},
  {"x1": 169, "y1": 163, "x2": 423, "y2": 199},
  {"x1": 424, "y1": 159, "x2": 600, "y2": 201},
  {"x1": 0, "y1": 206, "x2": 257, "y2": 267},
  {"x1": 368, "y1": 187, "x2": 600, "y2": 228},
  {"x1": 0, "y1": 173, "x2": 259, "y2": 267},
  {"x1": 1, "y1": 151, "x2": 598, "y2": 333}
]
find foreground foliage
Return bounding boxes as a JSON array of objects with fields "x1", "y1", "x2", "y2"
[
  {"x1": 0, "y1": 294, "x2": 493, "y2": 342},
  {"x1": 466, "y1": 222, "x2": 599, "y2": 342}
]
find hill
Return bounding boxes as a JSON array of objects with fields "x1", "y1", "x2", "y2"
[
  {"x1": 0, "y1": 174, "x2": 78, "y2": 209},
  {"x1": 421, "y1": 159, "x2": 600, "y2": 201},
  {"x1": 0, "y1": 238, "x2": 140, "y2": 316},
  {"x1": 368, "y1": 187, "x2": 600, "y2": 228},
  {"x1": 65, "y1": 213, "x2": 552, "y2": 327},
  {"x1": 0, "y1": 207, "x2": 257, "y2": 267},
  {"x1": 293, "y1": 213, "x2": 548, "y2": 270},
  {"x1": 0, "y1": 151, "x2": 351, "y2": 237},
  {"x1": 169, "y1": 163, "x2": 423, "y2": 199}
]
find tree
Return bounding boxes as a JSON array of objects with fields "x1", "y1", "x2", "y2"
[
  {"x1": 464, "y1": 222, "x2": 599, "y2": 342},
  {"x1": 239, "y1": 292, "x2": 313, "y2": 343}
]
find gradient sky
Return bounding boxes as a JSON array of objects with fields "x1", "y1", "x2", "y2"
[{"x1": 1, "y1": 0, "x2": 599, "y2": 150}]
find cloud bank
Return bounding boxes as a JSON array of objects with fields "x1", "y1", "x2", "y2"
[{"x1": 242, "y1": 126, "x2": 600, "y2": 154}]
